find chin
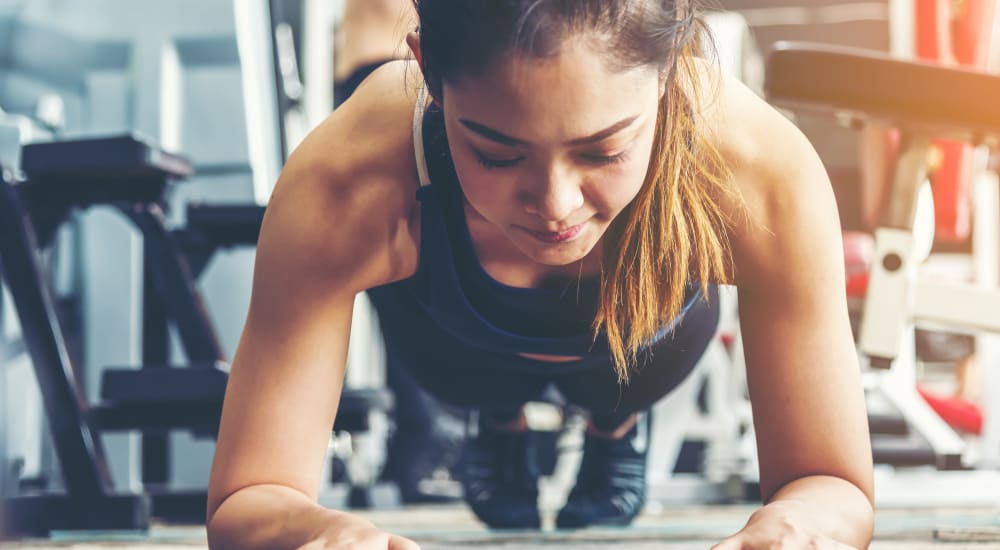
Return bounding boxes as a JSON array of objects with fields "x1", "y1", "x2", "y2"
[{"x1": 518, "y1": 237, "x2": 596, "y2": 266}]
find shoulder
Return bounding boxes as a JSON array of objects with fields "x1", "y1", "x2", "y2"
[
  {"x1": 689, "y1": 58, "x2": 840, "y2": 292},
  {"x1": 261, "y1": 60, "x2": 425, "y2": 293},
  {"x1": 688, "y1": 56, "x2": 826, "y2": 220}
]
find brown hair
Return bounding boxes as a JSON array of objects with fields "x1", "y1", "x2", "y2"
[
  {"x1": 414, "y1": 0, "x2": 739, "y2": 383},
  {"x1": 596, "y1": 35, "x2": 737, "y2": 383}
]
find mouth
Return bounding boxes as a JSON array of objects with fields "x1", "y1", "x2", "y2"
[{"x1": 522, "y1": 223, "x2": 585, "y2": 244}]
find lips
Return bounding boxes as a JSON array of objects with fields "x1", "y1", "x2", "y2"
[{"x1": 524, "y1": 224, "x2": 584, "y2": 243}]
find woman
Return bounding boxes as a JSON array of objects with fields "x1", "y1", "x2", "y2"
[
  {"x1": 206, "y1": 1, "x2": 874, "y2": 548},
  {"x1": 333, "y1": 0, "x2": 417, "y2": 106}
]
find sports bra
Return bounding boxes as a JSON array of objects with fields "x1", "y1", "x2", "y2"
[{"x1": 367, "y1": 86, "x2": 700, "y2": 360}]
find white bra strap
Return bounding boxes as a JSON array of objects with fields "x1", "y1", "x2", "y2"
[{"x1": 412, "y1": 84, "x2": 432, "y2": 188}]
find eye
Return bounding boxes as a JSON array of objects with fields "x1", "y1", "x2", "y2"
[
  {"x1": 474, "y1": 150, "x2": 524, "y2": 169},
  {"x1": 581, "y1": 151, "x2": 630, "y2": 166}
]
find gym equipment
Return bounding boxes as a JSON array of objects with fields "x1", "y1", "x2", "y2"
[
  {"x1": 720, "y1": 0, "x2": 891, "y2": 234},
  {"x1": 0, "y1": 155, "x2": 154, "y2": 536},
  {"x1": 0, "y1": 0, "x2": 400, "y2": 535},
  {"x1": 0, "y1": 0, "x2": 265, "y2": 516},
  {"x1": 765, "y1": 42, "x2": 1000, "y2": 469},
  {"x1": 914, "y1": 0, "x2": 997, "y2": 243},
  {"x1": 0, "y1": 133, "x2": 390, "y2": 537}
]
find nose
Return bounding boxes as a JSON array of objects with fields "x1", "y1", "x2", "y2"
[{"x1": 521, "y1": 166, "x2": 584, "y2": 223}]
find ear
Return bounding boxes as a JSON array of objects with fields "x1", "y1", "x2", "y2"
[
  {"x1": 406, "y1": 30, "x2": 443, "y2": 107},
  {"x1": 406, "y1": 31, "x2": 423, "y2": 72}
]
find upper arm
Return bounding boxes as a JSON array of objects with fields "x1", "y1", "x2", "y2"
[
  {"x1": 205, "y1": 193, "x2": 357, "y2": 525},
  {"x1": 716, "y1": 75, "x2": 874, "y2": 504},
  {"x1": 206, "y1": 62, "x2": 421, "y2": 522}
]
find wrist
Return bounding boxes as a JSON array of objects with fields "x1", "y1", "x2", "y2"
[
  {"x1": 747, "y1": 499, "x2": 808, "y2": 526},
  {"x1": 746, "y1": 494, "x2": 871, "y2": 549}
]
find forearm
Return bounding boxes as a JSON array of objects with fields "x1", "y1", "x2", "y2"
[
  {"x1": 762, "y1": 475, "x2": 874, "y2": 549},
  {"x1": 207, "y1": 484, "x2": 359, "y2": 550}
]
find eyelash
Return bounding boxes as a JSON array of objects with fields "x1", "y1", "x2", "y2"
[
  {"x1": 474, "y1": 151, "x2": 630, "y2": 170},
  {"x1": 584, "y1": 151, "x2": 630, "y2": 166},
  {"x1": 475, "y1": 153, "x2": 523, "y2": 169}
]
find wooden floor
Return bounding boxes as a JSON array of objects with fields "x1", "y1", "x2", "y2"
[{"x1": 6, "y1": 504, "x2": 1000, "y2": 549}]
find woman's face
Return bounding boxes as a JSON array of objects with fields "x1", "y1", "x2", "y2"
[{"x1": 440, "y1": 38, "x2": 664, "y2": 267}]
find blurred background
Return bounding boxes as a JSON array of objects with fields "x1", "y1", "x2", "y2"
[{"x1": 1, "y1": 0, "x2": 1000, "y2": 546}]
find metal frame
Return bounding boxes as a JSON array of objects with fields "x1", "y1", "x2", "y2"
[
  {"x1": 0, "y1": 172, "x2": 150, "y2": 537},
  {"x1": 859, "y1": 130, "x2": 1000, "y2": 468},
  {"x1": 233, "y1": 0, "x2": 285, "y2": 204},
  {"x1": 974, "y1": 174, "x2": 1000, "y2": 467}
]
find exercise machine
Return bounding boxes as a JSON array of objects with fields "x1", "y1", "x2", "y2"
[
  {"x1": 0, "y1": 132, "x2": 392, "y2": 536},
  {"x1": 766, "y1": 42, "x2": 1000, "y2": 471}
]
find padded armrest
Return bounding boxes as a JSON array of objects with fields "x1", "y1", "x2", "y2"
[
  {"x1": 766, "y1": 42, "x2": 1000, "y2": 144},
  {"x1": 17, "y1": 134, "x2": 193, "y2": 209},
  {"x1": 21, "y1": 133, "x2": 192, "y2": 180}
]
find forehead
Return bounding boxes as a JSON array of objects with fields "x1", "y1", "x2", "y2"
[{"x1": 440, "y1": 38, "x2": 660, "y2": 141}]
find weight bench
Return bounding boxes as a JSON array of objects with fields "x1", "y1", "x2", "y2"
[
  {"x1": 0, "y1": 134, "x2": 391, "y2": 536},
  {"x1": 766, "y1": 42, "x2": 1000, "y2": 469}
]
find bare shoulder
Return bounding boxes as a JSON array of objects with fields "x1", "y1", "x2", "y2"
[
  {"x1": 263, "y1": 60, "x2": 424, "y2": 293},
  {"x1": 689, "y1": 58, "x2": 840, "y2": 292},
  {"x1": 689, "y1": 64, "x2": 872, "y2": 509},
  {"x1": 206, "y1": 63, "x2": 428, "y2": 523}
]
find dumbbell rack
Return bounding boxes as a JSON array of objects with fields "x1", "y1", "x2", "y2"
[
  {"x1": 0, "y1": 134, "x2": 391, "y2": 537},
  {"x1": 0, "y1": 141, "x2": 169, "y2": 535}
]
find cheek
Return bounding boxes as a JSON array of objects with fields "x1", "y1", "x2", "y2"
[
  {"x1": 589, "y1": 128, "x2": 658, "y2": 211},
  {"x1": 588, "y1": 162, "x2": 650, "y2": 215},
  {"x1": 451, "y1": 157, "x2": 516, "y2": 213}
]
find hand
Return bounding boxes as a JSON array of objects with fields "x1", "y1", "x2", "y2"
[
  {"x1": 711, "y1": 501, "x2": 858, "y2": 550},
  {"x1": 296, "y1": 535, "x2": 418, "y2": 550},
  {"x1": 295, "y1": 514, "x2": 420, "y2": 550}
]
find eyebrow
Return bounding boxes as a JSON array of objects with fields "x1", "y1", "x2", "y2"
[{"x1": 459, "y1": 115, "x2": 640, "y2": 148}]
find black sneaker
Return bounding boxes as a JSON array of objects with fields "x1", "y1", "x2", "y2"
[
  {"x1": 556, "y1": 412, "x2": 649, "y2": 529},
  {"x1": 459, "y1": 415, "x2": 541, "y2": 529}
]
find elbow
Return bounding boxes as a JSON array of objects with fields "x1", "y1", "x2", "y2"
[
  {"x1": 205, "y1": 487, "x2": 245, "y2": 549},
  {"x1": 205, "y1": 492, "x2": 227, "y2": 535},
  {"x1": 205, "y1": 499, "x2": 228, "y2": 550}
]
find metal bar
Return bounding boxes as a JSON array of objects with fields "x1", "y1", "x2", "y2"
[
  {"x1": 141, "y1": 269, "x2": 170, "y2": 486},
  {"x1": 0, "y1": 308, "x2": 7, "y2": 505},
  {"x1": 974, "y1": 172, "x2": 1000, "y2": 466},
  {"x1": 859, "y1": 228, "x2": 918, "y2": 366},
  {"x1": 268, "y1": 0, "x2": 292, "y2": 161},
  {"x1": 234, "y1": 0, "x2": 285, "y2": 203},
  {"x1": 142, "y1": 270, "x2": 170, "y2": 365},
  {"x1": 123, "y1": 205, "x2": 226, "y2": 363},
  {"x1": 858, "y1": 133, "x2": 933, "y2": 366},
  {"x1": 878, "y1": 369, "x2": 966, "y2": 467},
  {"x1": 913, "y1": 279, "x2": 1000, "y2": 332},
  {"x1": 882, "y1": 134, "x2": 933, "y2": 230},
  {"x1": 0, "y1": 177, "x2": 111, "y2": 497}
]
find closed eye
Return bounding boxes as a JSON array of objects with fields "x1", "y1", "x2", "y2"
[
  {"x1": 581, "y1": 151, "x2": 630, "y2": 166},
  {"x1": 474, "y1": 151, "x2": 524, "y2": 169},
  {"x1": 473, "y1": 150, "x2": 630, "y2": 170}
]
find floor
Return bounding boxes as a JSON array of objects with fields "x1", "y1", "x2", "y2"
[{"x1": 5, "y1": 504, "x2": 1000, "y2": 549}]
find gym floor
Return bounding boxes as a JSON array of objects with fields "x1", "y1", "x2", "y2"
[{"x1": 5, "y1": 504, "x2": 1000, "y2": 549}]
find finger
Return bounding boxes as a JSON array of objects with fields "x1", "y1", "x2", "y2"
[{"x1": 388, "y1": 534, "x2": 422, "y2": 550}]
